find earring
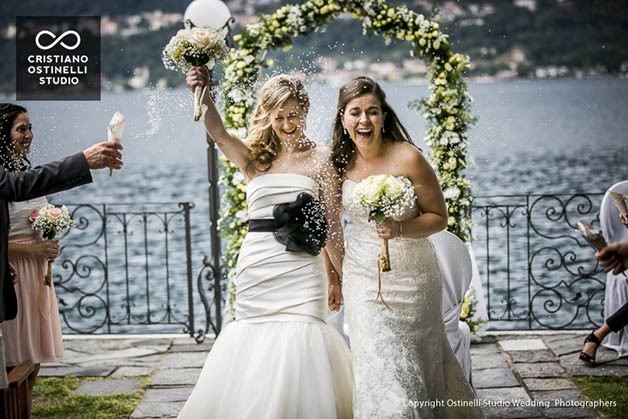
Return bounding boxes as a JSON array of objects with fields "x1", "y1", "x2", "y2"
[
  {"x1": 343, "y1": 128, "x2": 348, "y2": 136},
  {"x1": 382, "y1": 126, "x2": 385, "y2": 133}
]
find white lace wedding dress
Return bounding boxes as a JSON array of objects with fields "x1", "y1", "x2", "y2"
[
  {"x1": 342, "y1": 179, "x2": 483, "y2": 419},
  {"x1": 178, "y1": 174, "x2": 353, "y2": 419}
]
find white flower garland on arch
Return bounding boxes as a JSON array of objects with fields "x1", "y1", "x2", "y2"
[{"x1": 218, "y1": 0, "x2": 475, "y2": 313}]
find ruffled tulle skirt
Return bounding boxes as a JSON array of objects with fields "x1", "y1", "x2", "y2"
[{"x1": 177, "y1": 317, "x2": 353, "y2": 419}]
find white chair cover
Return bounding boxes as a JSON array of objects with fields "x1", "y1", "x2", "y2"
[
  {"x1": 600, "y1": 180, "x2": 628, "y2": 357},
  {"x1": 430, "y1": 230, "x2": 474, "y2": 386},
  {"x1": 467, "y1": 243, "x2": 489, "y2": 337}
]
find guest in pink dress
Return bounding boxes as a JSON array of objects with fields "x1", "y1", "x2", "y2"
[{"x1": 0, "y1": 104, "x2": 65, "y2": 412}]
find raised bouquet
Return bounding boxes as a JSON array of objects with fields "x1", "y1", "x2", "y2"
[
  {"x1": 30, "y1": 204, "x2": 75, "y2": 287},
  {"x1": 162, "y1": 27, "x2": 229, "y2": 121},
  {"x1": 352, "y1": 175, "x2": 415, "y2": 304}
]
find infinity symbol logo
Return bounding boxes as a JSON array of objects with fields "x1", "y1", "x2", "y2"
[{"x1": 35, "y1": 30, "x2": 81, "y2": 50}]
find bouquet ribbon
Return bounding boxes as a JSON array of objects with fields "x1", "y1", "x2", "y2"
[{"x1": 377, "y1": 237, "x2": 391, "y2": 310}]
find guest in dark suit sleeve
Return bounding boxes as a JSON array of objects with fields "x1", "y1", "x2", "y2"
[{"x1": 0, "y1": 103, "x2": 123, "y2": 323}]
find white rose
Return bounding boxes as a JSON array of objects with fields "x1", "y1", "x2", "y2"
[
  {"x1": 232, "y1": 171, "x2": 245, "y2": 184},
  {"x1": 235, "y1": 210, "x2": 248, "y2": 222},
  {"x1": 443, "y1": 187, "x2": 460, "y2": 200},
  {"x1": 190, "y1": 30, "x2": 212, "y2": 49},
  {"x1": 384, "y1": 176, "x2": 404, "y2": 199},
  {"x1": 361, "y1": 182, "x2": 382, "y2": 205}
]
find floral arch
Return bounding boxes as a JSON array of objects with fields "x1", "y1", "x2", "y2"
[{"x1": 219, "y1": 0, "x2": 474, "y2": 282}]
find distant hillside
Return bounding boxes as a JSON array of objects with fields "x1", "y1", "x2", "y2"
[
  {"x1": 0, "y1": 0, "x2": 185, "y2": 25},
  {"x1": 265, "y1": 0, "x2": 628, "y2": 77},
  {"x1": 1, "y1": 0, "x2": 627, "y2": 92}
]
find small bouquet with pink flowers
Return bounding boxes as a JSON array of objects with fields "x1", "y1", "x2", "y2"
[{"x1": 29, "y1": 204, "x2": 75, "y2": 286}]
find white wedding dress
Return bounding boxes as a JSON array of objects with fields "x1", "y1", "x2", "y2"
[
  {"x1": 342, "y1": 179, "x2": 483, "y2": 419},
  {"x1": 178, "y1": 174, "x2": 353, "y2": 419}
]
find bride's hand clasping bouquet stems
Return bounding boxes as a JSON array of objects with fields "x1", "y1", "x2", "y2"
[
  {"x1": 352, "y1": 175, "x2": 416, "y2": 305},
  {"x1": 29, "y1": 204, "x2": 75, "y2": 287},
  {"x1": 162, "y1": 27, "x2": 229, "y2": 121}
]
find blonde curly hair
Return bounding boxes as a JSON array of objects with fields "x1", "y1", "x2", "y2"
[{"x1": 246, "y1": 75, "x2": 309, "y2": 174}]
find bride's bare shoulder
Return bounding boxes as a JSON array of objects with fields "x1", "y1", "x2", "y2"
[{"x1": 392, "y1": 142, "x2": 428, "y2": 166}]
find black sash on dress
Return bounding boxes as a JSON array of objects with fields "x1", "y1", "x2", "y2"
[
  {"x1": 248, "y1": 219, "x2": 278, "y2": 232},
  {"x1": 246, "y1": 192, "x2": 328, "y2": 256}
]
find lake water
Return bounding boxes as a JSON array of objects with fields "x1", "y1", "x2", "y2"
[
  {"x1": 3, "y1": 78, "x2": 627, "y2": 333},
  {"x1": 11, "y1": 77, "x2": 627, "y2": 194}
]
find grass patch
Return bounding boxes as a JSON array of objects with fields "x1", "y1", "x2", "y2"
[
  {"x1": 573, "y1": 376, "x2": 628, "y2": 419},
  {"x1": 32, "y1": 376, "x2": 149, "y2": 419}
]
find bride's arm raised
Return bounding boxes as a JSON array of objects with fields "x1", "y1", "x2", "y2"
[{"x1": 186, "y1": 66, "x2": 252, "y2": 175}]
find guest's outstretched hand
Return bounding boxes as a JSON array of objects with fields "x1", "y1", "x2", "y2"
[
  {"x1": 595, "y1": 241, "x2": 628, "y2": 275},
  {"x1": 83, "y1": 141, "x2": 123, "y2": 170},
  {"x1": 186, "y1": 66, "x2": 209, "y2": 91}
]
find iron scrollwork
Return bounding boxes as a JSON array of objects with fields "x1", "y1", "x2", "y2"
[
  {"x1": 472, "y1": 192, "x2": 605, "y2": 330},
  {"x1": 54, "y1": 203, "x2": 197, "y2": 335}
]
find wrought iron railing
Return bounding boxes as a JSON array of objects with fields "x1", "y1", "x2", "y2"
[
  {"x1": 53, "y1": 203, "x2": 196, "y2": 336},
  {"x1": 471, "y1": 193, "x2": 606, "y2": 330},
  {"x1": 53, "y1": 192, "x2": 611, "y2": 335}
]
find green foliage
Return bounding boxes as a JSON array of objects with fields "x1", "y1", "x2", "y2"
[
  {"x1": 32, "y1": 376, "x2": 147, "y2": 419},
  {"x1": 445, "y1": 0, "x2": 628, "y2": 75},
  {"x1": 573, "y1": 376, "x2": 628, "y2": 418}
]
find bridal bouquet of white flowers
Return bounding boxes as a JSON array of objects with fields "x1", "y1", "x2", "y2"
[
  {"x1": 162, "y1": 27, "x2": 228, "y2": 121},
  {"x1": 353, "y1": 175, "x2": 415, "y2": 304},
  {"x1": 30, "y1": 204, "x2": 75, "y2": 287}
]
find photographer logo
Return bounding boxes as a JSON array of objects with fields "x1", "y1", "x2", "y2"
[
  {"x1": 16, "y1": 16, "x2": 101, "y2": 100},
  {"x1": 35, "y1": 30, "x2": 81, "y2": 51}
]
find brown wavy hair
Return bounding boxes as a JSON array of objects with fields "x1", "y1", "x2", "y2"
[
  {"x1": 0, "y1": 103, "x2": 31, "y2": 172},
  {"x1": 246, "y1": 75, "x2": 309, "y2": 174},
  {"x1": 330, "y1": 76, "x2": 414, "y2": 177}
]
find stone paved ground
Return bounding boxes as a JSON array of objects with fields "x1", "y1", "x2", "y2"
[{"x1": 38, "y1": 333, "x2": 628, "y2": 418}]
